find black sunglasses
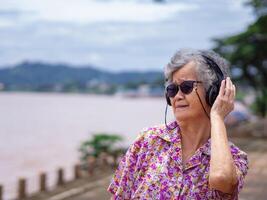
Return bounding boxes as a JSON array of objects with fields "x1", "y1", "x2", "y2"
[{"x1": 166, "y1": 80, "x2": 202, "y2": 97}]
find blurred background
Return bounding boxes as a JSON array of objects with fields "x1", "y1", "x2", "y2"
[{"x1": 0, "y1": 0, "x2": 266, "y2": 199}]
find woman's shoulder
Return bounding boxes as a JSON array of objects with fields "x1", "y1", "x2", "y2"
[
  {"x1": 136, "y1": 120, "x2": 179, "y2": 143},
  {"x1": 128, "y1": 123, "x2": 168, "y2": 153},
  {"x1": 137, "y1": 123, "x2": 166, "y2": 139}
]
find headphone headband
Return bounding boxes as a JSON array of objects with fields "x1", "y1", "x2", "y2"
[{"x1": 201, "y1": 54, "x2": 224, "y2": 83}]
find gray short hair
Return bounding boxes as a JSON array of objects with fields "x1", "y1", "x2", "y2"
[{"x1": 164, "y1": 49, "x2": 230, "y2": 92}]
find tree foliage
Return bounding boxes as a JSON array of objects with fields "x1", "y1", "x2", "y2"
[{"x1": 213, "y1": 0, "x2": 267, "y2": 116}]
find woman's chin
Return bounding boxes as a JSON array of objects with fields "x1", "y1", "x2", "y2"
[
  {"x1": 174, "y1": 111, "x2": 203, "y2": 121},
  {"x1": 173, "y1": 107, "x2": 190, "y2": 117},
  {"x1": 174, "y1": 114, "x2": 191, "y2": 122}
]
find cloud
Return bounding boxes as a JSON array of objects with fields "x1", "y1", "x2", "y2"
[
  {"x1": 0, "y1": 0, "x2": 198, "y2": 24},
  {"x1": 86, "y1": 52, "x2": 103, "y2": 63},
  {"x1": 0, "y1": 19, "x2": 13, "y2": 28}
]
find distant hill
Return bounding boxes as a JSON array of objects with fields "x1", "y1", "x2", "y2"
[{"x1": 0, "y1": 61, "x2": 164, "y2": 93}]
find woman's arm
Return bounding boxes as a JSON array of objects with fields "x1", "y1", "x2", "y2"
[{"x1": 209, "y1": 77, "x2": 238, "y2": 194}]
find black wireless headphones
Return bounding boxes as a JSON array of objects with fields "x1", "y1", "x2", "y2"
[{"x1": 165, "y1": 54, "x2": 224, "y2": 107}]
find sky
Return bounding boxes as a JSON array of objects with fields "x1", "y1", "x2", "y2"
[{"x1": 0, "y1": 0, "x2": 255, "y2": 71}]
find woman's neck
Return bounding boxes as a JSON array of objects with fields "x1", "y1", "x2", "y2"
[{"x1": 178, "y1": 118, "x2": 211, "y2": 152}]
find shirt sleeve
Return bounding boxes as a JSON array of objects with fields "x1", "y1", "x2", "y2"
[
  {"x1": 107, "y1": 130, "x2": 146, "y2": 199},
  {"x1": 211, "y1": 145, "x2": 249, "y2": 200}
]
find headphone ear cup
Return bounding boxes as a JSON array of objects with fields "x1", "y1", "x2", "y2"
[
  {"x1": 165, "y1": 93, "x2": 171, "y2": 106},
  {"x1": 206, "y1": 85, "x2": 219, "y2": 106}
]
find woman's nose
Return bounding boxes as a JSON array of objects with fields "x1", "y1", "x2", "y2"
[
  {"x1": 172, "y1": 88, "x2": 185, "y2": 102},
  {"x1": 175, "y1": 87, "x2": 185, "y2": 98}
]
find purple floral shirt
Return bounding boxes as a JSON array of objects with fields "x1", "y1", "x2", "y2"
[{"x1": 108, "y1": 121, "x2": 248, "y2": 200}]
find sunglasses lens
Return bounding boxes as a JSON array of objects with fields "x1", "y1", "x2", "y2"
[
  {"x1": 166, "y1": 81, "x2": 195, "y2": 97},
  {"x1": 166, "y1": 84, "x2": 178, "y2": 97},
  {"x1": 180, "y1": 81, "x2": 194, "y2": 94}
]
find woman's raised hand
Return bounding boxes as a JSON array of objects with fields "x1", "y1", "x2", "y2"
[{"x1": 210, "y1": 77, "x2": 235, "y2": 119}]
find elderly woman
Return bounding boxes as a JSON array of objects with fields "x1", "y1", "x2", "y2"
[{"x1": 108, "y1": 49, "x2": 248, "y2": 199}]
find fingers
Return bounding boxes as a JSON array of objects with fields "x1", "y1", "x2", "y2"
[
  {"x1": 218, "y1": 79, "x2": 225, "y2": 97},
  {"x1": 218, "y1": 77, "x2": 236, "y2": 101},
  {"x1": 212, "y1": 77, "x2": 236, "y2": 118},
  {"x1": 224, "y1": 77, "x2": 232, "y2": 97},
  {"x1": 229, "y1": 84, "x2": 235, "y2": 101}
]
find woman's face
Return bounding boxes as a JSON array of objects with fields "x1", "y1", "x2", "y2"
[{"x1": 170, "y1": 61, "x2": 210, "y2": 122}]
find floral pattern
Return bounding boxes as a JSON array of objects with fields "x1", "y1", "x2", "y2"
[{"x1": 108, "y1": 120, "x2": 248, "y2": 200}]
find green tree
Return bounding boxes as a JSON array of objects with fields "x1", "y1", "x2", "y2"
[{"x1": 213, "y1": 0, "x2": 267, "y2": 117}]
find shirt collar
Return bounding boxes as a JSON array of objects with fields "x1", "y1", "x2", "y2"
[
  {"x1": 155, "y1": 120, "x2": 181, "y2": 143},
  {"x1": 199, "y1": 138, "x2": 211, "y2": 156}
]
